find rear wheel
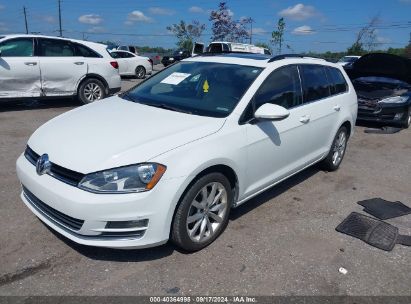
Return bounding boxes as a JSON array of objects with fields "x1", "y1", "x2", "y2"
[
  {"x1": 78, "y1": 78, "x2": 106, "y2": 104},
  {"x1": 171, "y1": 173, "x2": 233, "y2": 252},
  {"x1": 135, "y1": 66, "x2": 146, "y2": 79},
  {"x1": 319, "y1": 126, "x2": 348, "y2": 171}
]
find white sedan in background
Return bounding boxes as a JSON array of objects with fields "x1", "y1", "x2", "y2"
[{"x1": 110, "y1": 50, "x2": 153, "y2": 79}]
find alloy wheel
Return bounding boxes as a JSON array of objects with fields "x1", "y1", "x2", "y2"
[
  {"x1": 332, "y1": 131, "x2": 347, "y2": 166},
  {"x1": 186, "y1": 182, "x2": 228, "y2": 243},
  {"x1": 84, "y1": 82, "x2": 103, "y2": 102},
  {"x1": 136, "y1": 67, "x2": 145, "y2": 78}
]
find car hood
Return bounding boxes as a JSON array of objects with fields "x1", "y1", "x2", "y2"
[
  {"x1": 346, "y1": 53, "x2": 411, "y2": 84},
  {"x1": 28, "y1": 97, "x2": 226, "y2": 174}
]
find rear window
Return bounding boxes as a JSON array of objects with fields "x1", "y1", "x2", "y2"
[
  {"x1": 327, "y1": 67, "x2": 348, "y2": 94},
  {"x1": 300, "y1": 65, "x2": 331, "y2": 103},
  {"x1": 75, "y1": 43, "x2": 101, "y2": 58}
]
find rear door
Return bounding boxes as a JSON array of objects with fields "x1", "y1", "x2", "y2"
[
  {"x1": 38, "y1": 38, "x2": 87, "y2": 96},
  {"x1": 298, "y1": 64, "x2": 340, "y2": 156},
  {"x1": 0, "y1": 37, "x2": 41, "y2": 98}
]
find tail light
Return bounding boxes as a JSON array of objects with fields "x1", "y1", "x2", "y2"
[{"x1": 110, "y1": 61, "x2": 119, "y2": 69}]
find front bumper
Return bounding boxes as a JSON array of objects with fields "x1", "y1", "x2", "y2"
[
  {"x1": 16, "y1": 154, "x2": 184, "y2": 249},
  {"x1": 357, "y1": 103, "x2": 409, "y2": 127}
]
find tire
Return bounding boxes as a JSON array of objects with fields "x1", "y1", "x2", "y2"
[
  {"x1": 401, "y1": 107, "x2": 411, "y2": 129},
  {"x1": 135, "y1": 66, "x2": 146, "y2": 79},
  {"x1": 319, "y1": 126, "x2": 348, "y2": 172},
  {"x1": 78, "y1": 78, "x2": 106, "y2": 104},
  {"x1": 171, "y1": 173, "x2": 233, "y2": 252}
]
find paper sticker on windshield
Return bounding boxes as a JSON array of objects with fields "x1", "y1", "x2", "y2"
[{"x1": 161, "y1": 73, "x2": 191, "y2": 85}]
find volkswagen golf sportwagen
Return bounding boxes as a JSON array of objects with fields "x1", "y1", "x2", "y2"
[{"x1": 17, "y1": 53, "x2": 357, "y2": 251}]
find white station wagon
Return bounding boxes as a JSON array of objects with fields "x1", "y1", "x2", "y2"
[{"x1": 16, "y1": 53, "x2": 357, "y2": 251}]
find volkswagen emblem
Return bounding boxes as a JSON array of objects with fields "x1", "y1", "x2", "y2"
[{"x1": 36, "y1": 154, "x2": 51, "y2": 176}]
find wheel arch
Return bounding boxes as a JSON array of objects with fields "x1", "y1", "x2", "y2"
[
  {"x1": 168, "y1": 163, "x2": 240, "y2": 238},
  {"x1": 76, "y1": 74, "x2": 109, "y2": 95},
  {"x1": 341, "y1": 120, "x2": 352, "y2": 138}
]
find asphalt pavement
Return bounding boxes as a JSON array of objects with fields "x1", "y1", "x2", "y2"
[{"x1": 0, "y1": 66, "x2": 410, "y2": 295}]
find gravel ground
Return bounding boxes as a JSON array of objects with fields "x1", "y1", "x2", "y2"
[{"x1": 0, "y1": 68, "x2": 410, "y2": 295}]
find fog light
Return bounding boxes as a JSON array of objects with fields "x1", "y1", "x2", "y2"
[
  {"x1": 106, "y1": 219, "x2": 149, "y2": 229},
  {"x1": 393, "y1": 113, "x2": 404, "y2": 120}
]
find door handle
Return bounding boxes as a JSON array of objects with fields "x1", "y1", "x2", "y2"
[
  {"x1": 24, "y1": 62, "x2": 37, "y2": 66},
  {"x1": 333, "y1": 105, "x2": 341, "y2": 111},
  {"x1": 74, "y1": 62, "x2": 84, "y2": 65},
  {"x1": 299, "y1": 115, "x2": 310, "y2": 124}
]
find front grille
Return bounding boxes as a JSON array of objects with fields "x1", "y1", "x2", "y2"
[
  {"x1": 24, "y1": 146, "x2": 84, "y2": 186},
  {"x1": 22, "y1": 186, "x2": 84, "y2": 231}
]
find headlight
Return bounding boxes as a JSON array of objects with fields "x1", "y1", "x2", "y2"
[
  {"x1": 169, "y1": 57, "x2": 174, "y2": 61},
  {"x1": 378, "y1": 96, "x2": 409, "y2": 104},
  {"x1": 79, "y1": 163, "x2": 166, "y2": 194}
]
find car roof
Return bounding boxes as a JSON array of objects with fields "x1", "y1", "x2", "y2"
[
  {"x1": 186, "y1": 52, "x2": 339, "y2": 69},
  {"x1": 0, "y1": 34, "x2": 110, "y2": 57}
]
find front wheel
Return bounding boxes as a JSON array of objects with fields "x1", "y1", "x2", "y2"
[
  {"x1": 319, "y1": 126, "x2": 348, "y2": 171},
  {"x1": 78, "y1": 78, "x2": 106, "y2": 104},
  {"x1": 171, "y1": 173, "x2": 233, "y2": 252}
]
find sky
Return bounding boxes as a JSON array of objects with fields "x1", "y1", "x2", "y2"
[{"x1": 0, "y1": 0, "x2": 410, "y2": 53}]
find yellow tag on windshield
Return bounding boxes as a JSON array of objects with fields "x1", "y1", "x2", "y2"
[{"x1": 203, "y1": 80, "x2": 209, "y2": 93}]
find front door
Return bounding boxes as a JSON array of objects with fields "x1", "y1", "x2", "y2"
[
  {"x1": 0, "y1": 37, "x2": 41, "y2": 98},
  {"x1": 243, "y1": 65, "x2": 316, "y2": 197}
]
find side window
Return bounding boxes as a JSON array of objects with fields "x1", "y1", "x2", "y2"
[
  {"x1": 110, "y1": 52, "x2": 120, "y2": 59},
  {"x1": 300, "y1": 65, "x2": 331, "y2": 103},
  {"x1": 223, "y1": 44, "x2": 230, "y2": 52},
  {"x1": 209, "y1": 43, "x2": 223, "y2": 53},
  {"x1": 39, "y1": 39, "x2": 76, "y2": 57},
  {"x1": 0, "y1": 38, "x2": 33, "y2": 57},
  {"x1": 75, "y1": 44, "x2": 100, "y2": 58},
  {"x1": 327, "y1": 67, "x2": 348, "y2": 94},
  {"x1": 254, "y1": 65, "x2": 303, "y2": 110},
  {"x1": 124, "y1": 52, "x2": 135, "y2": 58}
]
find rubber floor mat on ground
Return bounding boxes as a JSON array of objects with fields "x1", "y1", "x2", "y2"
[
  {"x1": 336, "y1": 212, "x2": 411, "y2": 251},
  {"x1": 358, "y1": 198, "x2": 411, "y2": 220}
]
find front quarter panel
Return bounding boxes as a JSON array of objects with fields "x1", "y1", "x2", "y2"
[{"x1": 150, "y1": 118, "x2": 247, "y2": 234}]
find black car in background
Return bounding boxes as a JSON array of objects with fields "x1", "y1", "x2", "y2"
[
  {"x1": 161, "y1": 49, "x2": 191, "y2": 67},
  {"x1": 345, "y1": 53, "x2": 411, "y2": 128}
]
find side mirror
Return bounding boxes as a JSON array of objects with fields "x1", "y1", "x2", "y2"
[{"x1": 254, "y1": 103, "x2": 290, "y2": 121}]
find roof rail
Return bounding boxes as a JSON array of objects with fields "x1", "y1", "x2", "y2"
[{"x1": 268, "y1": 54, "x2": 326, "y2": 63}]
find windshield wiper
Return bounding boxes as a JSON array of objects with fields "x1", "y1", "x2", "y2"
[
  {"x1": 121, "y1": 94, "x2": 192, "y2": 114},
  {"x1": 146, "y1": 103, "x2": 193, "y2": 114}
]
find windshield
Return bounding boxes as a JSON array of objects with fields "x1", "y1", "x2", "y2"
[{"x1": 122, "y1": 61, "x2": 263, "y2": 118}]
